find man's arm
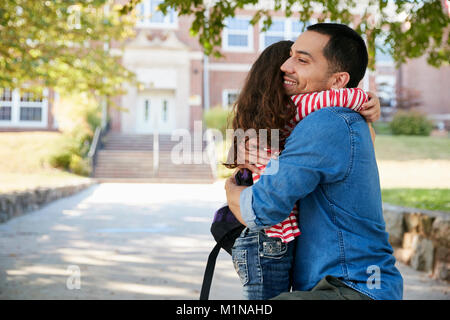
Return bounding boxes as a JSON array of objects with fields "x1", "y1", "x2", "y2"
[{"x1": 225, "y1": 108, "x2": 352, "y2": 230}]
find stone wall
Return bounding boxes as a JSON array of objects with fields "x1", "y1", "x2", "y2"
[
  {"x1": 383, "y1": 202, "x2": 449, "y2": 282},
  {"x1": 0, "y1": 181, "x2": 96, "y2": 224}
]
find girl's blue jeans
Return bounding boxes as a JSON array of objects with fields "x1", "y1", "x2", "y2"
[{"x1": 231, "y1": 227, "x2": 295, "y2": 300}]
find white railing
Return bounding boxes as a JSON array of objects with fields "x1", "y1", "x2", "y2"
[
  {"x1": 87, "y1": 126, "x2": 102, "y2": 159},
  {"x1": 205, "y1": 129, "x2": 218, "y2": 180},
  {"x1": 87, "y1": 126, "x2": 102, "y2": 176},
  {"x1": 153, "y1": 130, "x2": 159, "y2": 177}
]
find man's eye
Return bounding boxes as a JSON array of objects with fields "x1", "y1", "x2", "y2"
[{"x1": 298, "y1": 59, "x2": 307, "y2": 63}]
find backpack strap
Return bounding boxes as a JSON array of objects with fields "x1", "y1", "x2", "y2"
[{"x1": 199, "y1": 242, "x2": 221, "y2": 300}]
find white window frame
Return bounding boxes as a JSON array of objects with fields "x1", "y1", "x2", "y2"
[
  {"x1": 136, "y1": 0, "x2": 178, "y2": 30},
  {"x1": 0, "y1": 88, "x2": 13, "y2": 123},
  {"x1": 259, "y1": 18, "x2": 287, "y2": 52},
  {"x1": 259, "y1": 18, "x2": 318, "y2": 51},
  {"x1": 222, "y1": 16, "x2": 254, "y2": 52},
  {"x1": 0, "y1": 88, "x2": 48, "y2": 128},
  {"x1": 222, "y1": 89, "x2": 240, "y2": 108}
]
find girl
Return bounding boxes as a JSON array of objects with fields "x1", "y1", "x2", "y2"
[{"x1": 223, "y1": 40, "x2": 380, "y2": 300}]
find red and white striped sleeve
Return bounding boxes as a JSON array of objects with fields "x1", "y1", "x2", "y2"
[{"x1": 290, "y1": 88, "x2": 369, "y2": 122}]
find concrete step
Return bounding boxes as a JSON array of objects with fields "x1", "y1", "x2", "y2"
[
  {"x1": 95, "y1": 133, "x2": 215, "y2": 181},
  {"x1": 102, "y1": 133, "x2": 208, "y2": 151}
]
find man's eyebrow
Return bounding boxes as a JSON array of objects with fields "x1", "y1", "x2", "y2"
[{"x1": 295, "y1": 50, "x2": 314, "y2": 60}]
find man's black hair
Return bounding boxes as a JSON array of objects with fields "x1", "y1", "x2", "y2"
[{"x1": 307, "y1": 23, "x2": 368, "y2": 88}]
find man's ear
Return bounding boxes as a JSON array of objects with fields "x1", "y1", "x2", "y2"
[{"x1": 330, "y1": 72, "x2": 350, "y2": 89}]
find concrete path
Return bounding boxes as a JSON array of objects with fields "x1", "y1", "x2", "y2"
[
  {"x1": 0, "y1": 183, "x2": 448, "y2": 300},
  {"x1": 378, "y1": 159, "x2": 450, "y2": 188}
]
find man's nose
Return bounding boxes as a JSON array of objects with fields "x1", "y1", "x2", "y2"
[{"x1": 280, "y1": 57, "x2": 294, "y2": 74}]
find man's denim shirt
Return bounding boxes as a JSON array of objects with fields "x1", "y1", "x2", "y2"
[{"x1": 240, "y1": 107, "x2": 403, "y2": 300}]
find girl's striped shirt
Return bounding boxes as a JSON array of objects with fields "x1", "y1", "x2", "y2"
[{"x1": 253, "y1": 88, "x2": 369, "y2": 243}]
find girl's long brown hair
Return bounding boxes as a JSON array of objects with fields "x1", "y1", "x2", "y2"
[{"x1": 224, "y1": 40, "x2": 296, "y2": 169}]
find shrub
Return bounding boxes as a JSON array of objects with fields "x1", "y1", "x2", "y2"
[
  {"x1": 47, "y1": 133, "x2": 81, "y2": 170},
  {"x1": 49, "y1": 152, "x2": 72, "y2": 170},
  {"x1": 389, "y1": 111, "x2": 433, "y2": 136},
  {"x1": 204, "y1": 106, "x2": 232, "y2": 135},
  {"x1": 48, "y1": 92, "x2": 102, "y2": 176},
  {"x1": 372, "y1": 122, "x2": 392, "y2": 135},
  {"x1": 69, "y1": 154, "x2": 91, "y2": 176}
]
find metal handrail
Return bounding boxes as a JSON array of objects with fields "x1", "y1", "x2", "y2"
[
  {"x1": 205, "y1": 129, "x2": 218, "y2": 180},
  {"x1": 87, "y1": 126, "x2": 101, "y2": 159},
  {"x1": 153, "y1": 130, "x2": 159, "y2": 177},
  {"x1": 87, "y1": 121, "x2": 109, "y2": 177}
]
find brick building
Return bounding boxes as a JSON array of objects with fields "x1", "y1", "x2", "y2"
[
  {"x1": 110, "y1": 5, "x2": 310, "y2": 135},
  {"x1": 1, "y1": 1, "x2": 448, "y2": 132},
  {"x1": 397, "y1": 56, "x2": 450, "y2": 127}
]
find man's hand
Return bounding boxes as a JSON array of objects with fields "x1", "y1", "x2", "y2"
[
  {"x1": 360, "y1": 91, "x2": 381, "y2": 123},
  {"x1": 225, "y1": 169, "x2": 249, "y2": 226}
]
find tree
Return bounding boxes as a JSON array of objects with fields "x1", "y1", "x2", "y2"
[
  {"x1": 121, "y1": 0, "x2": 449, "y2": 69},
  {"x1": 0, "y1": 0, "x2": 137, "y2": 97}
]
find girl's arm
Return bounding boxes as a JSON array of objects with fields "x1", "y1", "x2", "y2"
[
  {"x1": 290, "y1": 88, "x2": 381, "y2": 124},
  {"x1": 291, "y1": 88, "x2": 368, "y2": 122},
  {"x1": 368, "y1": 122, "x2": 376, "y2": 146}
]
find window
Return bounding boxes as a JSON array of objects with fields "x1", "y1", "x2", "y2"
[
  {"x1": 0, "y1": 88, "x2": 47, "y2": 127},
  {"x1": 222, "y1": 90, "x2": 240, "y2": 108},
  {"x1": 1, "y1": 88, "x2": 12, "y2": 102},
  {"x1": 20, "y1": 107, "x2": 42, "y2": 121},
  {"x1": 223, "y1": 18, "x2": 253, "y2": 52},
  {"x1": 136, "y1": 0, "x2": 177, "y2": 28},
  {"x1": 0, "y1": 107, "x2": 11, "y2": 120},
  {"x1": 0, "y1": 88, "x2": 12, "y2": 121},
  {"x1": 19, "y1": 90, "x2": 44, "y2": 122},
  {"x1": 261, "y1": 20, "x2": 285, "y2": 48},
  {"x1": 375, "y1": 75, "x2": 396, "y2": 107},
  {"x1": 290, "y1": 20, "x2": 305, "y2": 40},
  {"x1": 20, "y1": 91, "x2": 43, "y2": 103},
  {"x1": 259, "y1": 19, "x2": 312, "y2": 51},
  {"x1": 375, "y1": 33, "x2": 394, "y2": 66}
]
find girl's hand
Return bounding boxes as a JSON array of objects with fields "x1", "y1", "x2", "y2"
[
  {"x1": 235, "y1": 137, "x2": 274, "y2": 174},
  {"x1": 360, "y1": 91, "x2": 381, "y2": 123}
]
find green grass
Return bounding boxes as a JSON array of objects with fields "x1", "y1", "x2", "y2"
[
  {"x1": 372, "y1": 122, "x2": 392, "y2": 135},
  {"x1": 374, "y1": 135, "x2": 450, "y2": 161},
  {"x1": 382, "y1": 188, "x2": 450, "y2": 212},
  {"x1": 0, "y1": 132, "x2": 87, "y2": 193},
  {"x1": 214, "y1": 134, "x2": 450, "y2": 180},
  {"x1": 0, "y1": 132, "x2": 65, "y2": 172}
]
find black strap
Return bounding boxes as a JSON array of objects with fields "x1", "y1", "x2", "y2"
[{"x1": 199, "y1": 242, "x2": 222, "y2": 300}]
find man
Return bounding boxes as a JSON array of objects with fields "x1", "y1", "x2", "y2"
[{"x1": 225, "y1": 23, "x2": 403, "y2": 300}]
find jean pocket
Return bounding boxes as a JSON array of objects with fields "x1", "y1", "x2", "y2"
[
  {"x1": 232, "y1": 249, "x2": 249, "y2": 286},
  {"x1": 261, "y1": 237, "x2": 288, "y2": 259}
]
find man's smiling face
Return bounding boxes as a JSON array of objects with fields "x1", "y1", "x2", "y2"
[{"x1": 280, "y1": 30, "x2": 334, "y2": 95}]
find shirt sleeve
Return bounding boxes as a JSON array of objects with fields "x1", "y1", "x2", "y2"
[
  {"x1": 240, "y1": 108, "x2": 353, "y2": 230},
  {"x1": 291, "y1": 88, "x2": 369, "y2": 122}
]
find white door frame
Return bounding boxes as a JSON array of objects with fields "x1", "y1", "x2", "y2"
[{"x1": 136, "y1": 92, "x2": 175, "y2": 134}]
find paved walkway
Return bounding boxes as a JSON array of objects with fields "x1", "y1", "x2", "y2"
[
  {"x1": 378, "y1": 160, "x2": 450, "y2": 188},
  {"x1": 0, "y1": 183, "x2": 448, "y2": 300}
]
